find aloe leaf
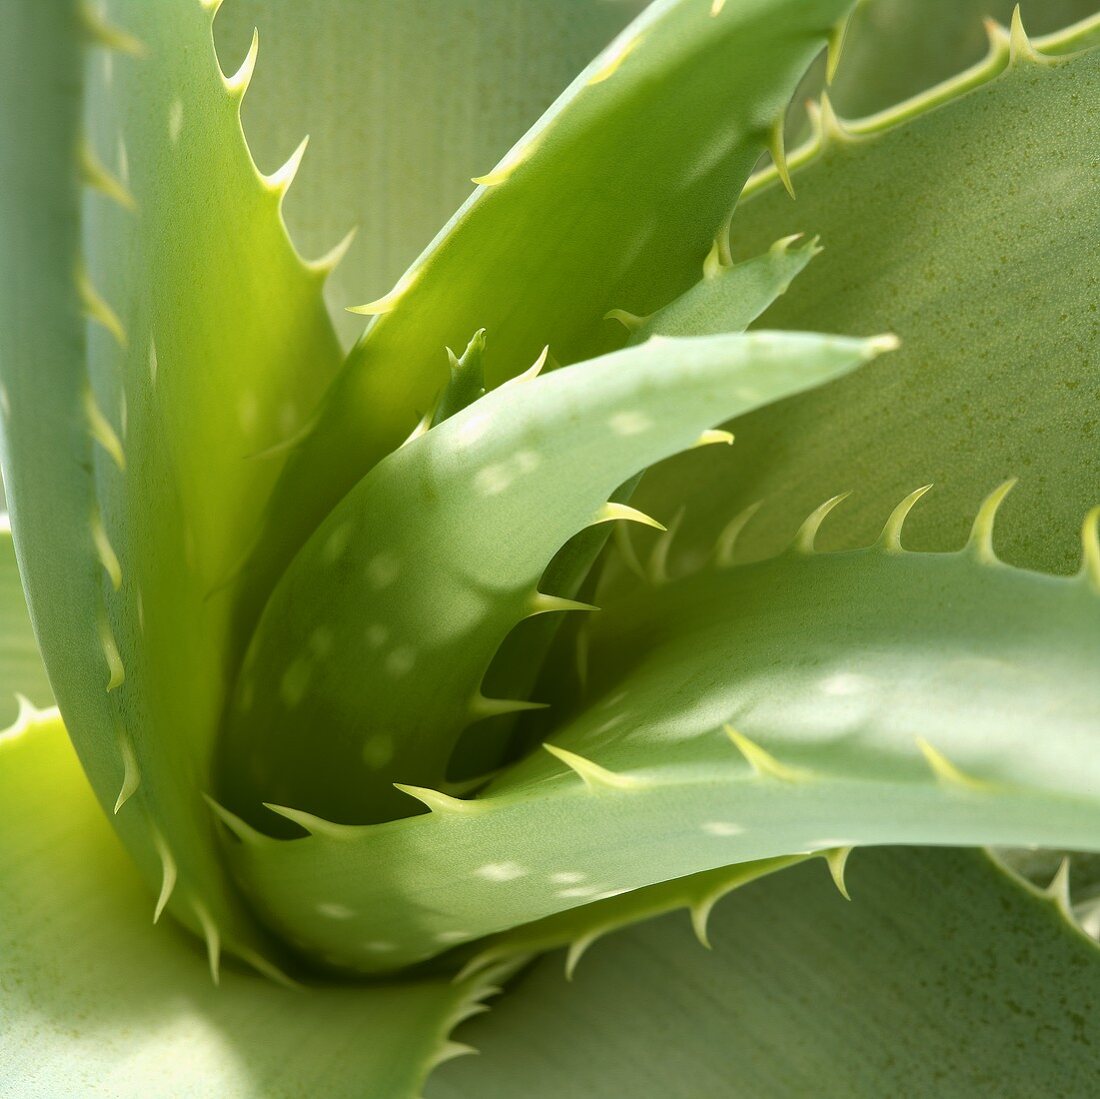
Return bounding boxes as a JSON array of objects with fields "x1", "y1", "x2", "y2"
[
  {"x1": 0, "y1": 0, "x2": 342, "y2": 963},
  {"x1": 0, "y1": 714, "x2": 513, "y2": 1098},
  {"x1": 0, "y1": 522, "x2": 52, "y2": 723},
  {"x1": 430, "y1": 848, "x2": 1100, "y2": 1098},
  {"x1": 631, "y1": 14, "x2": 1100, "y2": 578},
  {"x1": 220, "y1": 487, "x2": 1100, "y2": 974},
  {"x1": 482, "y1": 231, "x2": 821, "y2": 756},
  {"x1": 218, "y1": 329, "x2": 892, "y2": 829},
  {"x1": 213, "y1": 0, "x2": 644, "y2": 347},
  {"x1": 801, "y1": 0, "x2": 1100, "y2": 124},
  {"x1": 249, "y1": 0, "x2": 859, "y2": 603},
  {"x1": 620, "y1": 233, "x2": 821, "y2": 344}
]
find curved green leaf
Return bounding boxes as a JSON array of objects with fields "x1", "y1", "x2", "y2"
[
  {"x1": 219, "y1": 329, "x2": 892, "y2": 829},
  {"x1": 430, "y1": 848, "x2": 1100, "y2": 1098},
  {"x1": 632, "y1": 16, "x2": 1100, "y2": 580},
  {"x1": 248, "y1": 0, "x2": 859, "y2": 610},
  {"x1": 0, "y1": 0, "x2": 342, "y2": 965},
  {"x1": 213, "y1": 0, "x2": 644, "y2": 348},
  {"x1": 220, "y1": 490, "x2": 1100, "y2": 974},
  {"x1": 0, "y1": 714, "x2": 511, "y2": 1099},
  {"x1": 820, "y1": 0, "x2": 1100, "y2": 121},
  {"x1": 623, "y1": 233, "x2": 820, "y2": 344}
]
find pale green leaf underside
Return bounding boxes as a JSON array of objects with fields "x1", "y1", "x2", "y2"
[
  {"x1": 223, "y1": 508, "x2": 1100, "y2": 974},
  {"x1": 430, "y1": 848, "x2": 1100, "y2": 1098},
  {"x1": 0, "y1": 715, "x2": 505, "y2": 1099},
  {"x1": 633, "y1": 17, "x2": 1100, "y2": 581},
  {"x1": 219, "y1": 329, "x2": 889, "y2": 828}
]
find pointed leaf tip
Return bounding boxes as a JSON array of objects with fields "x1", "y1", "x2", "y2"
[
  {"x1": 1046, "y1": 857, "x2": 1073, "y2": 913},
  {"x1": 529, "y1": 592, "x2": 598, "y2": 617},
  {"x1": 715, "y1": 499, "x2": 764, "y2": 567},
  {"x1": 469, "y1": 695, "x2": 549, "y2": 721},
  {"x1": 916, "y1": 738, "x2": 991, "y2": 792},
  {"x1": 543, "y1": 743, "x2": 644, "y2": 792},
  {"x1": 565, "y1": 931, "x2": 602, "y2": 979},
  {"x1": 1009, "y1": 5, "x2": 1043, "y2": 64},
  {"x1": 865, "y1": 333, "x2": 901, "y2": 356},
  {"x1": 968, "y1": 479, "x2": 1017, "y2": 564},
  {"x1": 202, "y1": 794, "x2": 269, "y2": 844},
  {"x1": 792, "y1": 492, "x2": 851, "y2": 554},
  {"x1": 594, "y1": 501, "x2": 666, "y2": 531},
  {"x1": 604, "y1": 308, "x2": 645, "y2": 332},
  {"x1": 191, "y1": 899, "x2": 222, "y2": 985},
  {"x1": 262, "y1": 802, "x2": 357, "y2": 840},
  {"x1": 767, "y1": 116, "x2": 795, "y2": 199},
  {"x1": 878, "y1": 484, "x2": 933, "y2": 552},
  {"x1": 690, "y1": 899, "x2": 716, "y2": 949},
  {"x1": 825, "y1": 14, "x2": 850, "y2": 84},
  {"x1": 348, "y1": 270, "x2": 417, "y2": 316},
  {"x1": 1080, "y1": 505, "x2": 1100, "y2": 592},
  {"x1": 113, "y1": 730, "x2": 140, "y2": 814},
  {"x1": 692, "y1": 429, "x2": 734, "y2": 449},
  {"x1": 725, "y1": 725, "x2": 810, "y2": 783},
  {"x1": 824, "y1": 847, "x2": 853, "y2": 900},
  {"x1": 264, "y1": 135, "x2": 309, "y2": 195},
  {"x1": 151, "y1": 830, "x2": 177, "y2": 924},
  {"x1": 393, "y1": 783, "x2": 487, "y2": 816},
  {"x1": 226, "y1": 28, "x2": 259, "y2": 96},
  {"x1": 586, "y1": 31, "x2": 641, "y2": 86},
  {"x1": 80, "y1": 141, "x2": 135, "y2": 211}
]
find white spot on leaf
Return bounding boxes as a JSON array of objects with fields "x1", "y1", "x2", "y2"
[
  {"x1": 317, "y1": 902, "x2": 354, "y2": 920},
  {"x1": 238, "y1": 390, "x2": 259, "y2": 435},
  {"x1": 361, "y1": 732, "x2": 394, "y2": 768},
  {"x1": 366, "y1": 553, "x2": 401, "y2": 589},
  {"x1": 475, "y1": 463, "x2": 513, "y2": 497},
  {"x1": 550, "y1": 871, "x2": 586, "y2": 885},
  {"x1": 280, "y1": 658, "x2": 310, "y2": 708},
  {"x1": 168, "y1": 99, "x2": 184, "y2": 144},
  {"x1": 385, "y1": 646, "x2": 416, "y2": 677},
  {"x1": 609, "y1": 411, "x2": 653, "y2": 436},
  {"x1": 435, "y1": 930, "x2": 472, "y2": 944},
  {"x1": 476, "y1": 861, "x2": 528, "y2": 882},
  {"x1": 323, "y1": 523, "x2": 351, "y2": 563},
  {"x1": 556, "y1": 885, "x2": 601, "y2": 898},
  {"x1": 820, "y1": 673, "x2": 872, "y2": 697}
]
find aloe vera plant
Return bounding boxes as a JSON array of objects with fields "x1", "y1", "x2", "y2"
[{"x1": 3, "y1": 0, "x2": 1100, "y2": 1094}]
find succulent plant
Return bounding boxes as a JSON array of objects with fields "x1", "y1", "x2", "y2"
[{"x1": 2, "y1": 0, "x2": 1100, "y2": 1094}]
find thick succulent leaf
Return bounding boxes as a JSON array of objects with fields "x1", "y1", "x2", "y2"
[
  {"x1": 249, "y1": 0, "x2": 859, "y2": 605},
  {"x1": 801, "y1": 0, "x2": 1100, "y2": 124},
  {"x1": 218, "y1": 330, "x2": 891, "y2": 828},
  {"x1": 430, "y1": 848, "x2": 1100, "y2": 1098},
  {"x1": 632, "y1": 15, "x2": 1100, "y2": 579},
  {"x1": 995, "y1": 847, "x2": 1100, "y2": 936},
  {"x1": 0, "y1": 0, "x2": 342, "y2": 963},
  {"x1": 214, "y1": 0, "x2": 644, "y2": 347},
  {"x1": 0, "y1": 522, "x2": 52, "y2": 723},
  {"x1": 221, "y1": 493, "x2": 1100, "y2": 975},
  {"x1": 0, "y1": 713, "x2": 512, "y2": 1099},
  {"x1": 621, "y1": 233, "x2": 820, "y2": 344},
  {"x1": 480, "y1": 232, "x2": 821, "y2": 754}
]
